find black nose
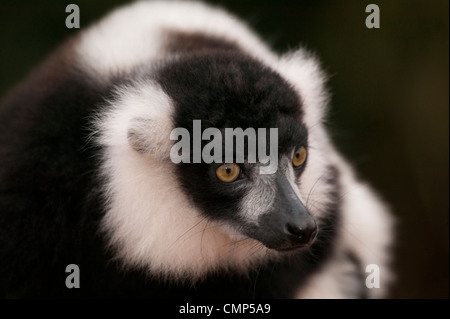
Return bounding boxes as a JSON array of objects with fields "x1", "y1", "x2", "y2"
[{"x1": 285, "y1": 222, "x2": 318, "y2": 247}]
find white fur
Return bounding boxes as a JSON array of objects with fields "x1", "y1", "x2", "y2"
[
  {"x1": 295, "y1": 160, "x2": 395, "y2": 298},
  {"x1": 86, "y1": 0, "x2": 393, "y2": 296},
  {"x1": 277, "y1": 49, "x2": 329, "y2": 130},
  {"x1": 239, "y1": 172, "x2": 277, "y2": 223},
  {"x1": 76, "y1": 0, "x2": 277, "y2": 81},
  {"x1": 333, "y1": 156, "x2": 394, "y2": 298}
]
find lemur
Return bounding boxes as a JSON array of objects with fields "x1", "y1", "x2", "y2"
[{"x1": 0, "y1": 1, "x2": 394, "y2": 298}]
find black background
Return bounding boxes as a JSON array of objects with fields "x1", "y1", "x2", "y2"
[{"x1": 0, "y1": 0, "x2": 448, "y2": 298}]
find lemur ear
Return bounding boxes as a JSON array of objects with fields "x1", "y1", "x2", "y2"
[
  {"x1": 127, "y1": 116, "x2": 173, "y2": 160},
  {"x1": 277, "y1": 48, "x2": 329, "y2": 127},
  {"x1": 99, "y1": 81, "x2": 174, "y2": 162}
]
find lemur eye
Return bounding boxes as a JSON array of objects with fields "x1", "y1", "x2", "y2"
[
  {"x1": 292, "y1": 147, "x2": 307, "y2": 168},
  {"x1": 216, "y1": 163, "x2": 241, "y2": 183}
]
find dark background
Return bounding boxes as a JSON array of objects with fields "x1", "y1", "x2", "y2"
[{"x1": 0, "y1": 0, "x2": 448, "y2": 298}]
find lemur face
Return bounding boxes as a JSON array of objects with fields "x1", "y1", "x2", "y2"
[{"x1": 155, "y1": 52, "x2": 317, "y2": 251}]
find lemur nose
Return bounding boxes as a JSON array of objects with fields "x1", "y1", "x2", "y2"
[{"x1": 285, "y1": 222, "x2": 318, "y2": 247}]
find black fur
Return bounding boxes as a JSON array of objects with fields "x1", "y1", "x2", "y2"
[
  {"x1": 0, "y1": 42, "x2": 110, "y2": 297},
  {"x1": 156, "y1": 52, "x2": 308, "y2": 225}
]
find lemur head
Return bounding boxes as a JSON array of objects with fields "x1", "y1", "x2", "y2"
[
  {"x1": 154, "y1": 52, "x2": 317, "y2": 251},
  {"x1": 99, "y1": 48, "x2": 334, "y2": 280}
]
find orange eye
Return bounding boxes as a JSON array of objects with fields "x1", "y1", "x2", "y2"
[
  {"x1": 292, "y1": 147, "x2": 307, "y2": 168},
  {"x1": 216, "y1": 163, "x2": 240, "y2": 183}
]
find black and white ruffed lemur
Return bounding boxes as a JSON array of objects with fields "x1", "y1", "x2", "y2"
[{"x1": 0, "y1": 1, "x2": 394, "y2": 298}]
